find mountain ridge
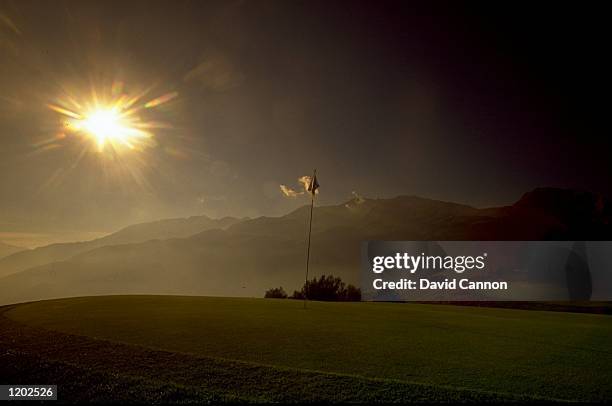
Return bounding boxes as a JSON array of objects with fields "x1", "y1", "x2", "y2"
[
  {"x1": 0, "y1": 241, "x2": 25, "y2": 260},
  {"x1": 0, "y1": 215, "x2": 245, "y2": 278},
  {"x1": 0, "y1": 187, "x2": 609, "y2": 305}
]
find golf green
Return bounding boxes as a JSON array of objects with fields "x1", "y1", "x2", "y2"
[{"x1": 5, "y1": 295, "x2": 612, "y2": 401}]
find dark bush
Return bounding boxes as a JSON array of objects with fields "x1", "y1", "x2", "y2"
[
  {"x1": 264, "y1": 287, "x2": 288, "y2": 299},
  {"x1": 294, "y1": 275, "x2": 361, "y2": 301},
  {"x1": 345, "y1": 284, "x2": 362, "y2": 301},
  {"x1": 290, "y1": 290, "x2": 305, "y2": 300}
]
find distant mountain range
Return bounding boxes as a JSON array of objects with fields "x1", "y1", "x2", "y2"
[
  {"x1": 0, "y1": 188, "x2": 609, "y2": 305},
  {"x1": 0, "y1": 215, "x2": 243, "y2": 278},
  {"x1": 0, "y1": 241, "x2": 25, "y2": 260}
]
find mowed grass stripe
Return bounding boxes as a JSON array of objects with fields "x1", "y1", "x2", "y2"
[
  {"x1": 1, "y1": 307, "x2": 530, "y2": 402},
  {"x1": 0, "y1": 351, "x2": 238, "y2": 403},
  {"x1": 5, "y1": 296, "x2": 612, "y2": 401}
]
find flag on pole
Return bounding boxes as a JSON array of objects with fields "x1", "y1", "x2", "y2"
[
  {"x1": 304, "y1": 169, "x2": 318, "y2": 309},
  {"x1": 307, "y1": 173, "x2": 319, "y2": 195}
]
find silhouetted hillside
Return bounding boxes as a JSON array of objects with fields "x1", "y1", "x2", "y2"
[
  {"x1": 0, "y1": 188, "x2": 609, "y2": 304},
  {"x1": 0, "y1": 242, "x2": 25, "y2": 260},
  {"x1": 465, "y1": 188, "x2": 611, "y2": 240},
  {"x1": 0, "y1": 216, "x2": 244, "y2": 278}
]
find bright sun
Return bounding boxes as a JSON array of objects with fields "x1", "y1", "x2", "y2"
[
  {"x1": 48, "y1": 86, "x2": 178, "y2": 153},
  {"x1": 77, "y1": 108, "x2": 143, "y2": 150}
]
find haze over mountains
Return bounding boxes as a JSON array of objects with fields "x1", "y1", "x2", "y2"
[
  {"x1": 0, "y1": 188, "x2": 610, "y2": 305},
  {"x1": 0, "y1": 216, "x2": 243, "y2": 278},
  {"x1": 0, "y1": 242, "x2": 24, "y2": 261}
]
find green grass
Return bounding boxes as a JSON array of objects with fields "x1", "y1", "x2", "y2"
[{"x1": 3, "y1": 295, "x2": 612, "y2": 402}]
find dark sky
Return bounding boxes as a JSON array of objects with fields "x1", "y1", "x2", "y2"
[{"x1": 0, "y1": 0, "x2": 609, "y2": 243}]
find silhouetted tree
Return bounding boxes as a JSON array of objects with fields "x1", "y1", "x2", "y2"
[
  {"x1": 345, "y1": 284, "x2": 362, "y2": 301},
  {"x1": 290, "y1": 290, "x2": 305, "y2": 300},
  {"x1": 294, "y1": 274, "x2": 361, "y2": 301},
  {"x1": 264, "y1": 287, "x2": 288, "y2": 299}
]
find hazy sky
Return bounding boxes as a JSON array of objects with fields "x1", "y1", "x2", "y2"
[{"x1": 0, "y1": 1, "x2": 609, "y2": 240}]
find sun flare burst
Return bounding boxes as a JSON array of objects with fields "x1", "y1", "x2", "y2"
[
  {"x1": 48, "y1": 85, "x2": 177, "y2": 152},
  {"x1": 72, "y1": 107, "x2": 145, "y2": 150}
]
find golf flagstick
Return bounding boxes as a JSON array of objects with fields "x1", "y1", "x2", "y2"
[{"x1": 304, "y1": 169, "x2": 318, "y2": 309}]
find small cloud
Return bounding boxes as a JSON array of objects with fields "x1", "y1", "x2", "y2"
[
  {"x1": 345, "y1": 191, "x2": 366, "y2": 209},
  {"x1": 352, "y1": 191, "x2": 365, "y2": 204},
  {"x1": 298, "y1": 176, "x2": 311, "y2": 191},
  {"x1": 280, "y1": 175, "x2": 317, "y2": 198},
  {"x1": 280, "y1": 184, "x2": 301, "y2": 198}
]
